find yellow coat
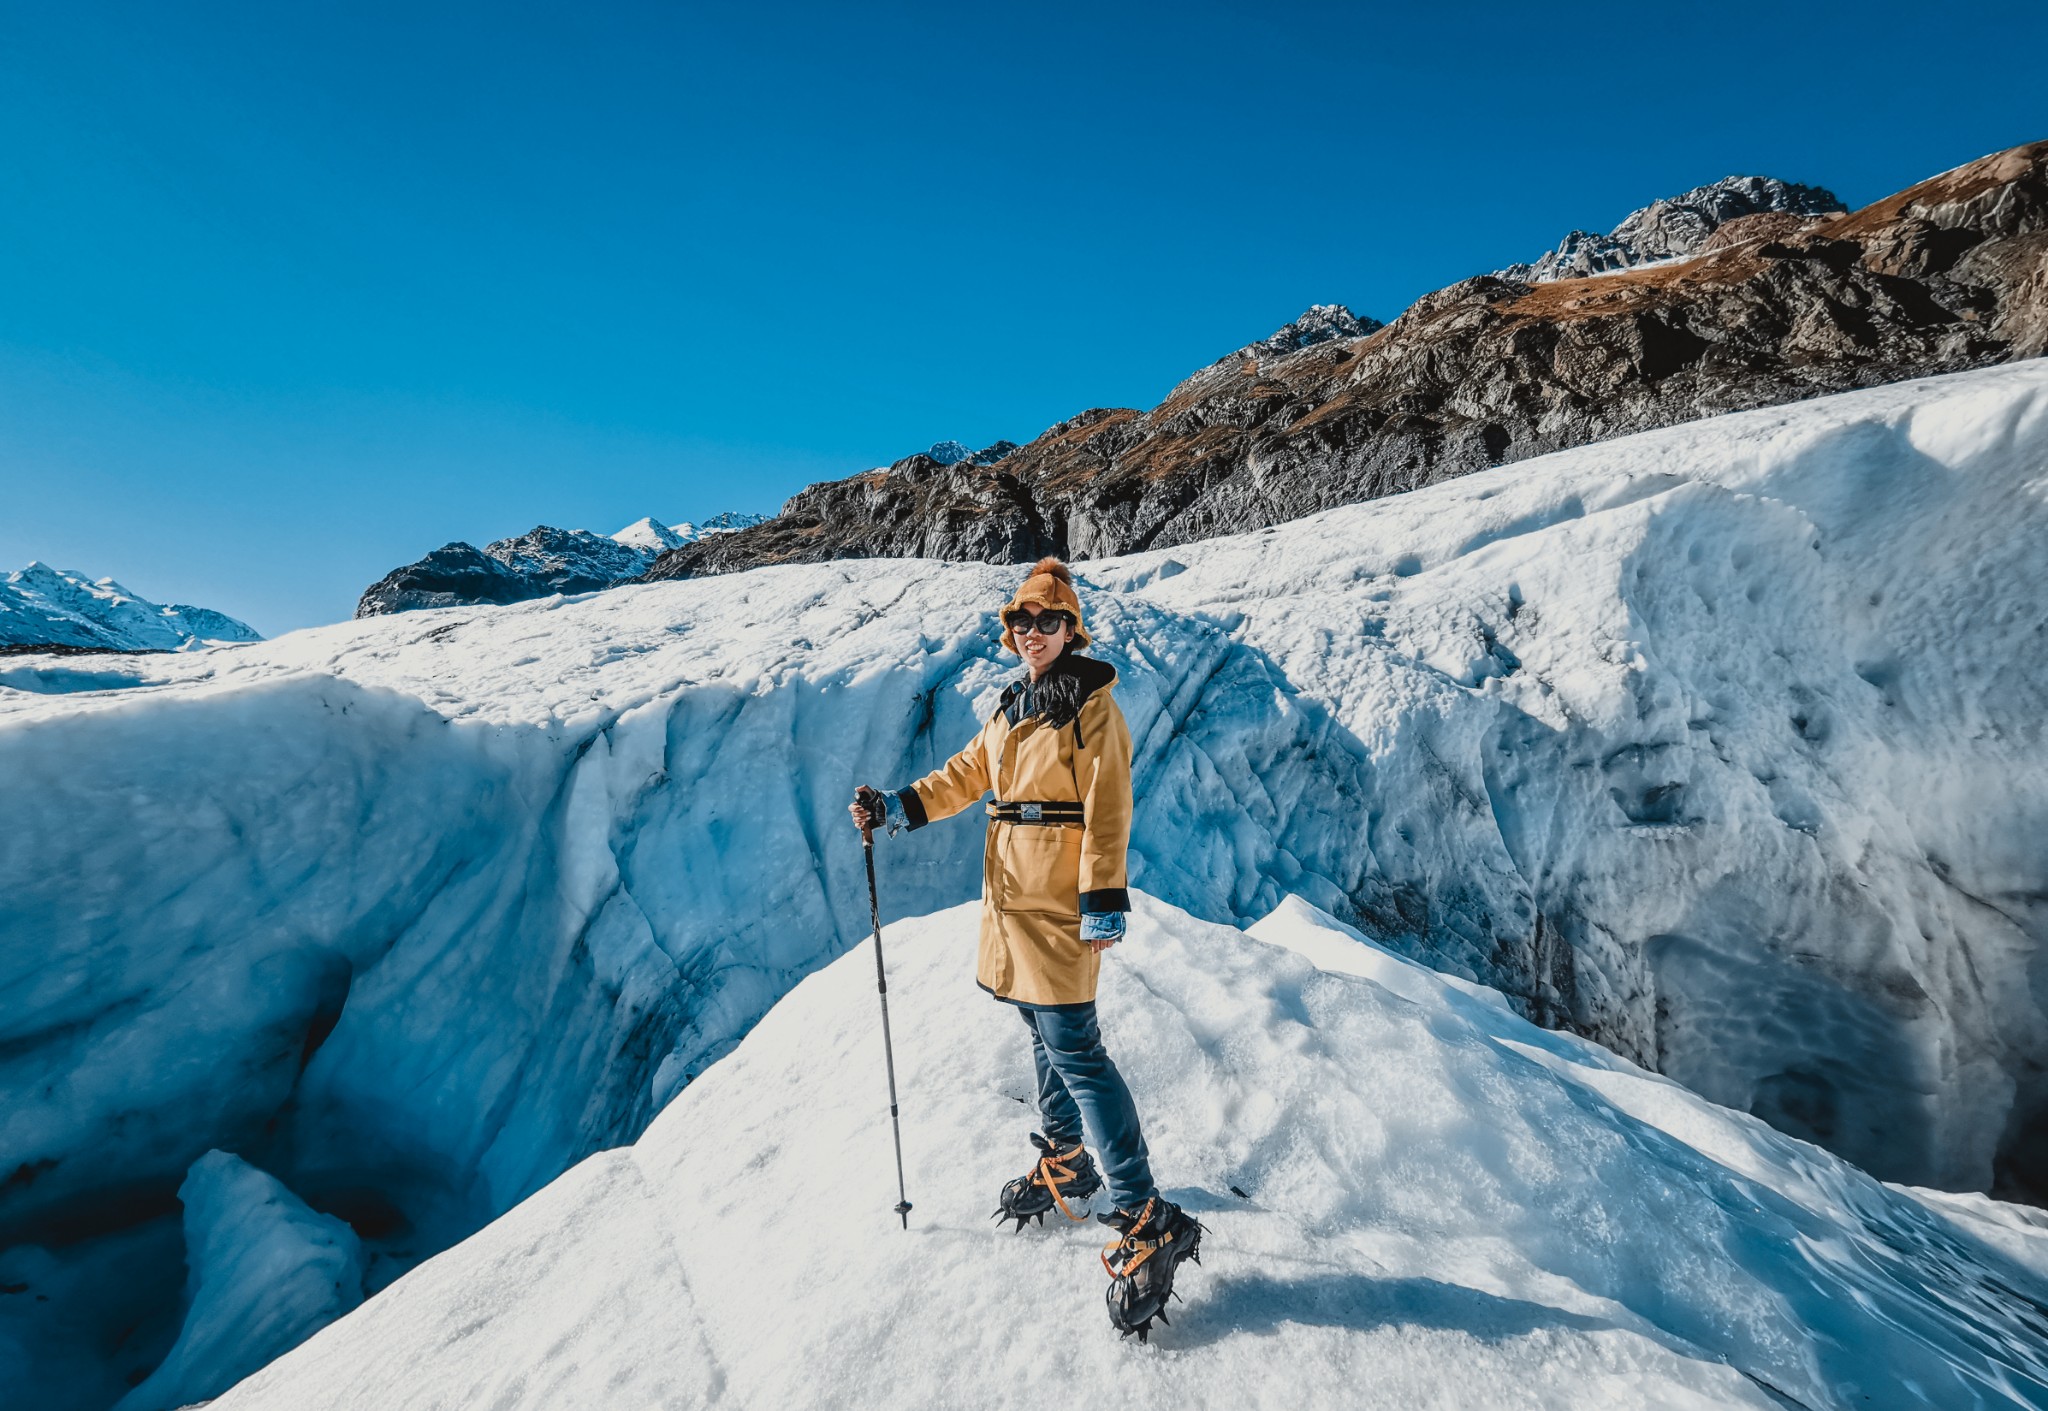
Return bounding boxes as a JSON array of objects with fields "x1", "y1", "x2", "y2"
[{"x1": 899, "y1": 655, "x2": 1133, "y2": 1008}]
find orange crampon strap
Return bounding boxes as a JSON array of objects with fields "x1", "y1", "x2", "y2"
[
  {"x1": 1034, "y1": 1144, "x2": 1093, "y2": 1223},
  {"x1": 1100, "y1": 1195, "x2": 1175, "y2": 1278}
]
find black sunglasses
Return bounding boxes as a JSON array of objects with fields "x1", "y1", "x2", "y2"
[{"x1": 1005, "y1": 608, "x2": 1073, "y2": 636}]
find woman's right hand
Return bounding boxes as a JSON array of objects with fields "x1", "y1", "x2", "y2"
[{"x1": 848, "y1": 785, "x2": 886, "y2": 833}]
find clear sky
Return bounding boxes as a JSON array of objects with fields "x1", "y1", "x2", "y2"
[{"x1": 3, "y1": 1, "x2": 2043, "y2": 634}]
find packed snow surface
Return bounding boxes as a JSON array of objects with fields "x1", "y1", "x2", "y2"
[
  {"x1": 0, "y1": 561, "x2": 260, "y2": 651},
  {"x1": 214, "y1": 894, "x2": 2048, "y2": 1410},
  {"x1": 3, "y1": 363, "x2": 2045, "y2": 1406}
]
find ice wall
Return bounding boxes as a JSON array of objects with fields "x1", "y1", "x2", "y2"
[{"x1": 2, "y1": 363, "x2": 2044, "y2": 1406}]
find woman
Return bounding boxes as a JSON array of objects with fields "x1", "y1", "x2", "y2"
[{"x1": 849, "y1": 557, "x2": 1201, "y2": 1341}]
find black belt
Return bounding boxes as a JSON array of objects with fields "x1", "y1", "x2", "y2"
[{"x1": 987, "y1": 800, "x2": 1084, "y2": 826}]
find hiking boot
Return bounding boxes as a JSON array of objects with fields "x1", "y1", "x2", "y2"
[
  {"x1": 1099, "y1": 1196, "x2": 1203, "y2": 1341},
  {"x1": 991, "y1": 1132, "x2": 1102, "y2": 1231}
]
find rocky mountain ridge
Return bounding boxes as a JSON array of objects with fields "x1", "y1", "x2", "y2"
[
  {"x1": 1497, "y1": 174, "x2": 1847, "y2": 282},
  {"x1": 646, "y1": 140, "x2": 2048, "y2": 582},
  {"x1": 355, "y1": 512, "x2": 767, "y2": 617}
]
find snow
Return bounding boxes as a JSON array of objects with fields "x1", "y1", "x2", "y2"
[
  {"x1": 213, "y1": 893, "x2": 2048, "y2": 1410},
  {"x1": 115, "y1": 1152, "x2": 364, "y2": 1411},
  {"x1": 0, "y1": 562, "x2": 261, "y2": 651},
  {"x1": 3, "y1": 362, "x2": 2046, "y2": 1405}
]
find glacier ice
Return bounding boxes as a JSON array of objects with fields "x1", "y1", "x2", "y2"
[
  {"x1": 2, "y1": 362, "x2": 2045, "y2": 1404},
  {"x1": 213, "y1": 894, "x2": 2048, "y2": 1410},
  {"x1": 114, "y1": 1151, "x2": 364, "y2": 1411}
]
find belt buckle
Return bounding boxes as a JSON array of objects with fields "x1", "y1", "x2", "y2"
[{"x1": 1019, "y1": 802, "x2": 1043, "y2": 823}]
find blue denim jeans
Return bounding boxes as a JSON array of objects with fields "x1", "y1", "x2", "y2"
[{"x1": 1019, "y1": 1002, "x2": 1156, "y2": 1210}]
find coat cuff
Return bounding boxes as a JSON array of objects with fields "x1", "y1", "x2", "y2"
[
  {"x1": 1080, "y1": 910, "x2": 1126, "y2": 942},
  {"x1": 1078, "y1": 887, "x2": 1130, "y2": 913},
  {"x1": 896, "y1": 788, "x2": 929, "y2": 831}
]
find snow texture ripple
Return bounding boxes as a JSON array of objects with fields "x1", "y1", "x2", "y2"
[{"x1": 2, "y1": 363, "x2": 2045, "y2": 1406}]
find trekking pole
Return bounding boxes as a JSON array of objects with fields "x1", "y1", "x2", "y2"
[{"x1": 863, "y1": 823, "x2": 914, "y2": 1230}]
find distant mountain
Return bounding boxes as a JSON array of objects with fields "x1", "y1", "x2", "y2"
[
  {"x1": 649, "y1": 140, "x2": 2048, "y2": 580},
  {"x1": 924, "y1": 440, "x2": 1019, "y2": 467},
  {"x1": 1497, "y1": 175, "x2": 1847, "y2": 283},
  {"x1": 1, "y1": 562, "x2": 262, "y2": 654},
  {"x1": 614, "y1": 511, "x2": 773, "y2": 554},
  {"x1": 355, "y1": 512, "x2": 769, "y2": 617},
  {"x1": 679, "y1": 510, "x2": 771, "y2": 536}
]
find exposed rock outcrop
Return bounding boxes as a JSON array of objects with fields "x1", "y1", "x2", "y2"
[{"x1": 648, "y1": 140, "x2": 2048, "y2": 582}]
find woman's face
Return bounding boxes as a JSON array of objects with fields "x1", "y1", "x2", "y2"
[{"x1": 1013, "y1": 611, "x2": 1073, "y2": 676}]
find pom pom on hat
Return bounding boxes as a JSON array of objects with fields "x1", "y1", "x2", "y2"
[{"x1": 1001, "y1": 555, "x2": 1090, "y2": 652}]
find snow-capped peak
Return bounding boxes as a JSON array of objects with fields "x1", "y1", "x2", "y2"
[
  {"x1": 610, "y1": 516, "x2": 688, "y2": 554},
  {"x1": 2, "y1": 561, "x2": 261, "y2": 653}
]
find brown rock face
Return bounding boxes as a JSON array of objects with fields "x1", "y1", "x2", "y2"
[{"x1": 647, "y1": 140, "x2": 2048, "y2": 584}]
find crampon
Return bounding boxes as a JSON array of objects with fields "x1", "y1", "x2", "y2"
[
  {"x1": 1100, "y1": 1196, "x2": 1203, "y2": 1341},
  {"x1": 991, "y1": 1132, "x2": 1102, "y2": 1232}
]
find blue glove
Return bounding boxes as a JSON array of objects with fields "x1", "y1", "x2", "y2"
[
  {"x1": 855, "y1": 786, "x2": 910, "y2": 837},
  {"x1": 1080, "y1": 911, "x2": 1126, "y2": 943}
]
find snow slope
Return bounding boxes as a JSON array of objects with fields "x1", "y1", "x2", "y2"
[
  {"x1": 214, "y1": 894, "x2": 2048, "y2": 1411},
  {"x1": 3, "y1": 363, "x2": 2045, "y2": 1406},
  {"x1": 0, "y1": 562, "x2": 261, "y2": 652}
]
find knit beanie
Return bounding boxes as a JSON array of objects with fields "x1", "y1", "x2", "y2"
[{"x1": 1000, "y1": 556, "x2": 1091, "y2": 653}]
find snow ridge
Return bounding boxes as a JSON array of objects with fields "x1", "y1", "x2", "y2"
[{"x1": 215, "y1": 894, "x2": 2048, "y2": 1411}]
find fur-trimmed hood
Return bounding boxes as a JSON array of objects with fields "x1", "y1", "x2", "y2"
[{"x1": 999, "y1": 650, "x2": 1118, "y2": 732}]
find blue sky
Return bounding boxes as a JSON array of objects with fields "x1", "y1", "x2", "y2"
[{"x1": 3, "y1": 1, "x2": 2043, "y2": 634}]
